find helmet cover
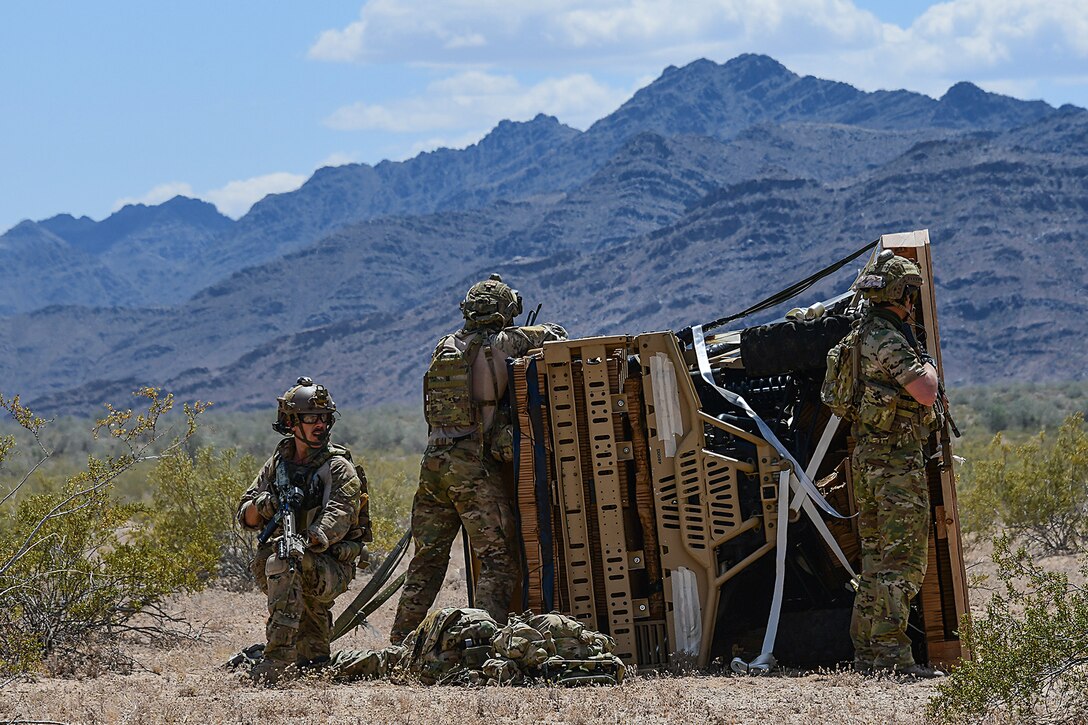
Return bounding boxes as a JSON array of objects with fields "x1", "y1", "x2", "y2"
[
  {"x1": 460, "y1": 273, "x2": 523, "y2": 328},
  {"x1": 852, "y1": 251, "x2": 923, "y2": 304}
]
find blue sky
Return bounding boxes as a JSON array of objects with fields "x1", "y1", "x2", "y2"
[{"x1": 3, "y1": 1, "x2": 1086, "y2": 233}]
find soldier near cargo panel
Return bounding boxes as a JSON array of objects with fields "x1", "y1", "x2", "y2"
[
  {"x1": 843, "y1": 253, "x2": 943, "y2": 678},
  {"x1": 237, "y1": 377, "x2": 370, "y2": 684},
  {"x1": 389, "y1": 274, "x2": 567, "y2": 644}
]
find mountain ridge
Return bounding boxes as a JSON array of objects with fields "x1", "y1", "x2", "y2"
[{"x1": 4, "y1": 53, "x2": 1086, "y2": 413}]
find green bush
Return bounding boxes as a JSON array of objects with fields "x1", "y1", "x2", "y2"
[
  {"x1": 139, "y1": 446, "x2": 260, "y2": 591},
  {"x1": 927, "y1": 536, "x2": 1088, "y2": 723},
  {"x1": 0, "y1": 389, "x2": 209, "y2": 679},
  {"x1": 362, "y1": 453, "x2": 418, "y2": 562},
  {"x1": 959, "y1": 412, "x2": 1088, "y2": 555}
]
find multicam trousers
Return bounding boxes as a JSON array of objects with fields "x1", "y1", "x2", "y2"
[
  {"x1": 252, "y1": 544, "x2": 354, "y2": 665},
  {"x1": 390, "y1": 438, "x2": 518, "y2": 643},
  {"x1": 849, "y1": 431, "x2": 931, "y2": 668}
]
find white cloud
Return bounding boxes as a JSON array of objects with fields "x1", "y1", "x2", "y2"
[
  {"x1": 113, "y1": 182, "x2": 195, "y2": 210},
  {"x1": 325, "y1": 70, "x2": 629, "y2": 134},
  {"x1": 203, "y1": 172, "x2": 308, "y2": 218},
  {"x1": 116, "y1": 172, "x2": 307, "y2": 220},
  {"x1": 804, "y1": 0, "x2": 1088, "y2": 102},
  {"x1": 311, "y1": 1, "x2": 1088, "y2": 106},
  {"x1": 309, "y1": 1, "x2": 885, "y2": 68}
]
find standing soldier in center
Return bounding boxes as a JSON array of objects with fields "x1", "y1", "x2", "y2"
[{"x1": 390, "y1": 274, "x2": 567, "y2": 644}]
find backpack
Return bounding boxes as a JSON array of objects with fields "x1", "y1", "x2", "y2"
[
  {"x1": 821, "y1": 321, "x2": 866, "y2": 421},
  {"x1": 393, "y1": 607, "x2": 499, "y2": 685},
  {"x1": 423, "y1": 333, "x2": 487, "y2": 430},
  {"x1": 484, "y1": 611, "x2": 626, "y2": 686}
]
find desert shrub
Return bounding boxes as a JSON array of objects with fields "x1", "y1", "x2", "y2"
[
  {"x1": 139, "y1": 446, "x2": 260, "y2": 591},
  {"x1": 0, "y1": 389, "x2": 208, "y2": 680},
  {"x1": 363, "y1": 453, "x2": 418, "y2": 562},
  {"x1": 959, "y1": 412, "x2": 1088, "y2": 555},
  {"x1": 950, "y1": 381, "x2": 1088, "y2": 440},
  {"x1": 927, "y1": 536, "x2": 1088, "y2": 724}
]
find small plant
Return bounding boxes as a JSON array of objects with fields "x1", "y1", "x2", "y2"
[{"x1": 927, "y1": 536, "x2": 1088, "y2": 724}]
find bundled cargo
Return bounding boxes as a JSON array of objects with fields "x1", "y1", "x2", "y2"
[{"x1": 502, "y1": 230, "x2": 968, "y2": 672}]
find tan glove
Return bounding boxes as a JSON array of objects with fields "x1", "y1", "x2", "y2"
[
  {"x1": 302, "y1": 526, "x2": 330, "y2": 553},
  {"x1": 253, "y1": 491, "x2": 277, "y2": 520}
]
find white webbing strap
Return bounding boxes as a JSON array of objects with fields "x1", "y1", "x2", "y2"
[{"x1": 690, "y1": 325, "x2": 845, "y2": 518}]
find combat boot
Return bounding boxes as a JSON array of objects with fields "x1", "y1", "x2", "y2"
[
  {"x1": 892, "y1": 663, "x2": 946, "y2": 679},
  {"x1": 249, "y1": 657, "x2": 296, "y2": 686}
]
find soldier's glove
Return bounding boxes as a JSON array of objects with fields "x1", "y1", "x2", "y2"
[
  {"x1": 253, "y1": 491, "x2": 278, "y2": 520},
  {"x1": 302, "y1": 526, "x2": 330, "y2": 553}
]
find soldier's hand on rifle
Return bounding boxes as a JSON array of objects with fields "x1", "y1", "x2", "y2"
[
  {"x1": 302, "y1": 526, "x2": 330, "y2": 553},
  {"x1": 253, "y1": 491, "x2": 278, "y2": 520},
  {"x1": 279, "y1": 532, "x2": 307, "y2": 561}
]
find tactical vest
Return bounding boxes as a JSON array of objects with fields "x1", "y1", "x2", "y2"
[
  {"x1": 298, "y1": 444, "x2": 372, "y2": 543},
  {"x1": 424, "y1": 333, "x2": 483, "y2": 429},
  {"x1": 423, "y1": 332, "x2": 503, "y2": 432},
  {"x1": 822, "y1": 320, "x2": 930, "y2": 433}
]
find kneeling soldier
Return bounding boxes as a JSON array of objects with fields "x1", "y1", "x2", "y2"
[{"x1": 237, "y1": 377, "x2": 369, "y2": 683}]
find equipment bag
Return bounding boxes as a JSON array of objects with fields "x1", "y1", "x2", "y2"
[
  {"x1": 393, "y1": 607, "x2": 499, "y2": 685},
  {"x1": 821, "y1": 321, "x2": 866, "y2": 421},
  {"x1": 484, "y1": 611, "x2": 626, "y2": 686}
]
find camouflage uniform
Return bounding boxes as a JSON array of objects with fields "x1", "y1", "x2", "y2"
[
  {"x1": 238, "y1": 438, "x2": 367, "y2": 668},
  {"x1": 849, "y1": 307, "x2": 934, "y2": 669},
  {"x1": 391, "y1": 321, "x2": 566, "y2": 643}
]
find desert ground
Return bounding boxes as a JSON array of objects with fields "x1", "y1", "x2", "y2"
[{"x1": 1, "y1": 541, "x2": 1060, "y2": 725}]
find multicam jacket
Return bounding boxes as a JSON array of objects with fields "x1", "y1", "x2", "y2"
[
  {"x1": 853, "y1": 308, "x2": 934, "y2": 440},
  {"x1": 237, "y1": 438, "x2": 367, "y2": 552}
]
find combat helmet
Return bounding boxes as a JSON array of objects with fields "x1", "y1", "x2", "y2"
[
  {"x1": 852, "y1": 250, "x2": 923, "y2": 304},
  {"x1": 273, "y1": 376, "x2": 338, "y2": 437},
  {"x1": 460, "y1": 273, "x2": 523, "y2": 329}
]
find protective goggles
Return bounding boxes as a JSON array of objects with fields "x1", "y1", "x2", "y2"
[{"x1": 299, "y1": 413, "x2": 332, "y2": 425}]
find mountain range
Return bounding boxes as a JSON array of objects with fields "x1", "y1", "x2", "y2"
[{"x1": 3, "y1": 53, "x2": 1085, "y2": 413}]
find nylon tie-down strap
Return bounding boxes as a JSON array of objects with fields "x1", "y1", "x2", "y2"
[{"x1": 680, "y1": 238, "x2": 878, "y2": 340}]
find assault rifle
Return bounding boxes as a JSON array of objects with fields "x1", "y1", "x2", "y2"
[{"x1": 257, "y1": 460, "x2": 306, "y2": 571}]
